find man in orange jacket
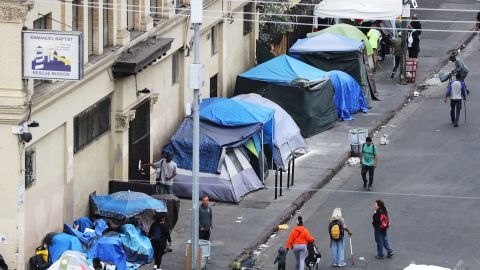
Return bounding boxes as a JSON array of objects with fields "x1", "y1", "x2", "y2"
[{"x1": 286, "y1": 216, "x2": 315, "y2": 270}]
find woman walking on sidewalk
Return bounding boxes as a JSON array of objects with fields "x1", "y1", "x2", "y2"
[
  {"x1": 372, "y1": 200, "x2": 393, "y2": 259},
  {"x1": 286, "y1": 216, "x2": 315, "y2": 270}
]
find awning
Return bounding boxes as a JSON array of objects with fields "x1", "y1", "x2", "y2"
[
  {"x1": 313, "y1": 0, "x2": 403, "y2": 21},
  {"x1": 112, "y1": 36, "x2": 174, "y2": 78}
]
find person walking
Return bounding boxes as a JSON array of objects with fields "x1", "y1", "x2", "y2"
[
  {"x1": 285, "y1": 216, "x2": 315, "y2": 270},
  {"x1": 391, "y1": 33, "x2": 405, "y2": 79},
  {"x1": 328, "y1": 208, "x2": 352, "y2": 267},
  {"x1": 444, "y1": 73, "x2": 467, "y2": 127},
  {"x1": 367, "y1": 21, "x2": 382, "y2": 68},
  {"x1": 408, "y1": 14, "x2": 422, "y2": 58},
  {"x1": 360, "y1": 137, "x2": 378, "y2": 191},
  {"x1": 148, "y1": 214, "x2": 171, "y2": 270},
  {"x1": 372, "y1": 200, "x2": 393, "y2": 259},
  {"x1": 274, "y1": 247, "x2": 287, "y2": 270},
  {"x1": 144, "y1": 152, "x2": 177, "y2": 194},
  {"x1": 199, "y1": 195, "x2": 213, "y2": 241}
]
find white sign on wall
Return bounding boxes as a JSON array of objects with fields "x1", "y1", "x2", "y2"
[{"x1": 23, "y1": 30, "x2": 83, "y2": 80}]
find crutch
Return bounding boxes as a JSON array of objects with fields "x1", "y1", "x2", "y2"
[{"x1": 349, "y1": 236, "x2": 356, "y2": 265}]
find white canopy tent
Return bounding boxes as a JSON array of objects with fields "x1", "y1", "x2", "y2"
[{"x1": 313, "y1": 0, "x2": 403, "y2": 21}]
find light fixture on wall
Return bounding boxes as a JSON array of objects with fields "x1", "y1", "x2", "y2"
[
  {"x1": 137, "y1": 88, "x2": 151, "y2": 95},
  {"x1": 11, "y1": 120, "x2": 39, "y2": 143}
]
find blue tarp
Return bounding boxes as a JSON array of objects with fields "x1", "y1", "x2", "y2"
[
  {"x1": 88, "y1": 236, "x2": 127, "y2": 270},
  {"x1": 48, "y1": 233, "x2": 84, "y2": 263},
  {"x1": 120, "y1": 224, "x2": 153, "y2": 265},
  {"x1": 165, "y1": 117, "x2": 262, "y2": 173},
  {"x1": 328, "y1": 71, "x2": 368, "y2": 120},
  {"x1": 200, "y1": 98, "x2": 275, "y2": 150},
  {"x1": 290, "y1": 32, "x2": 364, "y2": 53},
  {"x1": 239, "y1": 55, "x2": 327, "y2": 85},
  {"x1": 64, "y1": 223, "x2": 93, "y2": 244},
  {"x1": 73, "y1": 217, "x2": 93, "y2": 233}
]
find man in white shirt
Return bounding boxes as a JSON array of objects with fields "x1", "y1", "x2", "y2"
[
  {"x1": 144, "y1": 152, "x2": 177, "y2": 194},
  {"x1": 444, "y1": 73, "x2": 467, "y2": 127}
]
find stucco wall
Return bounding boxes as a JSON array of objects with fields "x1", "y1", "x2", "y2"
[
  {"x1": 24, "y1": 125, "x2": 65, "y2": 262},
  {"x1": 73, "y1": 132, "x2": 111, "y2": 217}
]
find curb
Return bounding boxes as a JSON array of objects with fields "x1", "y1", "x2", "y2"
[{"x1": 229, "y1": 31, "x2": 478, "y2": 269}]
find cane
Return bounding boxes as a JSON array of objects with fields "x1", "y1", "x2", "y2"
[
  {"x1": 464, "y1": 98, "x2": 467, "y2": 123},
  {"x1": 349, "y1": 236, "x2": 355, "y2": 265}
]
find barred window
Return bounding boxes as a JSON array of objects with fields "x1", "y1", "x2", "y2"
[
  {"x1": 243, "y1": 3, "x2": 252, "y2": 35},
  {"x1": 25, "y1": 149, "x2": 36, "y2": 189},
  {"x1": 74, "y1": 97, "x2": 111, "y2": 152}
]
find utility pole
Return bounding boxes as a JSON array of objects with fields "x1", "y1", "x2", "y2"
[
  {"x1": 400, "y1": 0, "x2": 410, "y2": 85},
  {"x1": 189, "y1": 0, "x2": 204, "y2": 268}
]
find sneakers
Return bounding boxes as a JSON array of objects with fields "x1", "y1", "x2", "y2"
[
  {"x1": 375, "y1": 255, "x2": 384, "y2": 259},
  {"x1": 390, "y1": 72, "x2": 395, "y2": 79},
  {"x1": 338, "y1": 262, "x2": 347, "y2": 267},
  {"x1": 387, "y1": 253, "x2": 394, "y2": 258}
]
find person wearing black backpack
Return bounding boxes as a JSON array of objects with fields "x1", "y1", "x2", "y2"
[
  {"x1": 360, "y1": 137, "x2": 378, "y2": 191},
  {"x1": 148, "y1": 214, "x2": 171, "y2": 269},
  {"x1": 328, "y1": 208, "x2": 352, "y2": 267},
  {"x1": 372, "y1": 200, "x2": 393, "y2": 259}
]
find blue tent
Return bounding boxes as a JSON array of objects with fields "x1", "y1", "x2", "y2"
[
  {"x1": 235, "y1": 55, "x2": 337, "y2": 137},
  {"x1": 120, "y1": 224, "x2": 153, "y2": 265},
  {"x1": 328, "y1": 71, "x2": 368, "y2": 120},
  {"x1": 200, "y1": 98, "x2": 275, "y2": 149},
  {"x1": 239, "y1": 54, "x2": 327, "y2": 85},
  {"x1": 165, "y1": 117, "x2": 262, "y2": 174},
  {"x1": 290, "y1": 32, "x2": 364, "y2": 53},
  {"x1": 164, "y1": 118, "x2": 265, "y2": 203}
]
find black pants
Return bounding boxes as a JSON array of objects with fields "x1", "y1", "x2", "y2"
[
  {"x1": 277, "y1": 263, "x2": 286, "y2": 270},
  {"x1": 199, "y1": 229, "x2": 211, "y2": 241},
  {"x1": 151, "y1": 240, "x2": 166, "y2": 267},
  {"x1": 450, "y1": 99, "x2": 462, "y2": 126},
  {"x1": 361, "y1": 165, "x2": 375, "y2": 187},
  {"x1": 392, "y1": 56, "x2": 401, "y2": 73}
]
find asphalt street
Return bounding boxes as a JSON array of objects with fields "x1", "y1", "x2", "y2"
[{"x1": 255, "y1": 39, "x2": 480, "y2": 270}]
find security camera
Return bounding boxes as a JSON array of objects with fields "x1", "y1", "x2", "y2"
[{"x1": 21, "y1": 132, "x2": 32, "y2": 143}]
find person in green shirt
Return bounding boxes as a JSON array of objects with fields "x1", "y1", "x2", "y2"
[{"x1": 361, "y1": 136, "x2": 378, "y2": 191}]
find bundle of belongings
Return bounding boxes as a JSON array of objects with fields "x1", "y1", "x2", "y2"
[{"x1": 30, "y1": 215, "x2": 156, "y2": 270}]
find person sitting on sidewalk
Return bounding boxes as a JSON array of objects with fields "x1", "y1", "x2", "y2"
[
  {"x1": 285, "y1": 216, "x2": 315, "y2": 270},
  {"x1": 444, "y1": 73, "x2": 467, "y2": 127},
  {"x1": 328, "y1": 208, "x2": 352, "y2": 267}
]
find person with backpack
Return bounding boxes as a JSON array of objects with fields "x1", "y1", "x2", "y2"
[
  {"x1": 285, "y1": 216, "x2": 315, "y2": 270},
  {"x1": 148, "y1": 214, "x2": 171, "y2": 269},
  {"x1": 372, "y1": 200, "x2": 393, "y2": 259},
  {"x1": 328, "y1": 208, "x2": 352, "y2": 267},
  {"x1": 360, "y1": 137, "x2": 378, "y2": 191}
]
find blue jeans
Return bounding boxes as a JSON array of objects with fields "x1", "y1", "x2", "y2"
[
  {"x1": 331, "y1": 238, "x2": 345, "y2": 265},
  {"x1": 157, "y1": 183, "x2": 173, "y2": 194},
  {"x1": 374, "y1": 228, "x2": 393, "y2": 257}
]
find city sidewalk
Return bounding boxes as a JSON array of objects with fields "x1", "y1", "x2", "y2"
[{"x1": 153, "y1": 6, "x2": 477, "y2": 270}]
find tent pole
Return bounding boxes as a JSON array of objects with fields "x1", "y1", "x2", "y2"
[{"x1": 261, "y1": 129, "x2": 264, "y2": 184}]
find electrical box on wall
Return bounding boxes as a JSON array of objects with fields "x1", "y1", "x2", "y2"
[{"x1": 189, "y1": 63, "x2": 205, "y2": 89}]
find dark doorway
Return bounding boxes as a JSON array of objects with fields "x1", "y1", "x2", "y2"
[
  {"x1": 210, "y1": 74, "x2": 218, "y2": 97},
  {"x1": 129, "y1": 101, "x2": 150, "y2": 181}
]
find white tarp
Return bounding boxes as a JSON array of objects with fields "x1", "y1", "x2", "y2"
[{"x1": 314, "y1": 0, "x2": 403, "y2": 20}]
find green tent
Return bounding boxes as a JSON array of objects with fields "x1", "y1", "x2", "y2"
[{"x1": 307, "y1": 24, "x2": 373, "y2": 55}]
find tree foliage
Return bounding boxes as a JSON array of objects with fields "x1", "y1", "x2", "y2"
[{"x1": 258, "y1": 0, "x2": 294, "y2": 46}]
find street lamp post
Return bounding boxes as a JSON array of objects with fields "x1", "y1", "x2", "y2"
[{"x1": 190, "y1": 0, "x2": 204, "y2": 268}]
